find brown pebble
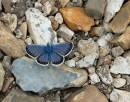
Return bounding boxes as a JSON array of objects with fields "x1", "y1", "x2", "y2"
[
  {"x1": 60, "y1": 7, "x2": 94, "y2": 32},
  {"x1": 66, "y1": 85, "x2": 108, "y2": 102}
]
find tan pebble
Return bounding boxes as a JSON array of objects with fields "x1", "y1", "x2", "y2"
[{"x1": 0, "y1": 21, "x2": 25, "y2": 58}]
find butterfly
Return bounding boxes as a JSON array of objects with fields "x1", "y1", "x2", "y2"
[{"x1": 26, "y1": 42, "x2": 73, "y2": 66}]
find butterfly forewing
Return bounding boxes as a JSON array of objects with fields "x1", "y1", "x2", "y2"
[
  {"x1": 53, "y1": 42, "x2": 73, "y2": 56},
  {"x1": 50, "y1": 52, "x2": 64, "y2": 65},
  {"x1": 26, "y1": 44, "x2": 45, "y2": 57}
]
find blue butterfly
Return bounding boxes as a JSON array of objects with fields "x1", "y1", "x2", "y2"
[{"x1": 26, "y1": 42, "x2": 73, "y2": 66}]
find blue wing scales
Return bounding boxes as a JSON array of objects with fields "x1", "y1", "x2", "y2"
[
  {"x1": 50, "y1": 52, "x2": 64, "y2": 65},
  {"x1": 37, "y1": 54, "x2": 50, "y2": 65},
  {"x1": 52, "y1": 42, "x2": 73, "y2": 56},
  {"x1": 26, "y1": 44, "x2": 45, "y2": 57}
]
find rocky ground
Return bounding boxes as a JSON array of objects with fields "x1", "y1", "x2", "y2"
[{"x1": 0, "y1": 0, "x2": 130, "y2": 102}]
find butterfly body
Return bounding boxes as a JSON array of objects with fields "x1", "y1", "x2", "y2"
[
  {"x1": 26, "y1": 42, "x2": 73, "y2": 66},
  {"x1": 44, "y1": 44, "x2": 53, "y2": 54}
]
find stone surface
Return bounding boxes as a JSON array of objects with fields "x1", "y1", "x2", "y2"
[
  {"x1": 0, "y1": 63, "x2": 5, "y2": 91},
  {"x1": 66, "y1": 85, "x2": 108, "y2": 102},
  {"x1": 116, "y1": 27, "x2": 130, "y2": 50},
  {"x1": 110, "y1": 56, "x2": 130, "y2": 74},
  {"x1": 57, "y1": 24, "x2": 74, "y2": 41},
  {"x1": 49, "y1": 16, "x2": 59, "y2": 30},
  {"x1": 89, "y1": 73, "x2": 100, "y2": 84},
  {"x1": 98, "y1": 55, "x2": 112, "y2": 66},
  {"x1": 60, "y1": 7, "x2": 94, "y2": 32},
  {"x1": 99, "y1": 47, "x2": 110, "y2": 57},
  {"x1": 110, "y1": 1, "x2": 130, "y2": 33},
  {"x1": 72, "y1": 0, "x2": 83, "y2": 7},
  {"x1": 2, "y1": 77, "x2": 14, "y2": 93},
  {"x1": 0, "y1": 21, "x2": 25, "y2": 58},
  {"x1": 97, "y1": 33, "x2": 113, "y2": 47},
  {"x1": 90, "y1": 26, "x2": 105, "y2": 37},
  {"x1": 0, "y1": 13, "x2": 17, "y2": 32},
  {"x1": 88, "y1": 67, "x2": 100, "y2": 84},
  {"x1": 104, "y1": 0, "x2": 124, "y2": 22},
  {"x1": 2, "y1": 88, "x2": 44, "y2": 102},
  {"x1": 78, "y1": 39, "x2": 99, "y2": 56},
  {"x1": 85, "y1": 0, "x2": 106, "y2": 19},
  {"x1": 113, "y1": 78, "x2": 126, "y2": 88},
  {"x1": 111, "y1": 46, "x2": 124, "y2": 57},
  {"x1": 2, "y1": 56, "x2": 11, "y2": 70},
  {"x1": 26, "y1": 8, "x2": 57, "y2": 45},
  {"x1": 55, "y1": 13, "x2": 63, "y2": 24},
  {"x1": 110, "y1": 89, "x2": 130, "y2": 102},
  {"x1": 65, "y1": 59, "x2": 76, "y2": 68},
  {"x1": 97, "y1": 65, "x2": 113, "y2": 85},
  {"x1": 2, "y1": 0, "x2": 11, "y2": 13},
  {"x1": 42, "y1": 1, "x2": 52, "y2": 16},
  {"x1": 76, "y1": 39, "x2": 99, "y2": 68},
  {"x1": 0, "y1": 0, "x2": 2, "y2": 10},
  {"x1": 11, "y1": 57, "x2": 88, "y2": 94},
  {"x1": 19, "y1": 22, "x2": 27, "y2": 39},
  {"x1": 59, "y1": 0, "x2": 70, "y2": 7}
]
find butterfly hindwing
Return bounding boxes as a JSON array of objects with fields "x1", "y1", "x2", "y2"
[
  {"x1": 50, "y1": 52, "x2": 64, "y2": 65},
  {"x1": 26, "y1": 44, "x2": 45, "y2": 57},
  {"x1": 37, "y1": 53, "x2": 50, "y2": 65},
  {"x1": 53, "y1": 42, "x2": 73, "y2": 56}
]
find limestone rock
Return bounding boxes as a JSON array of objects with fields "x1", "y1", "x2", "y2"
[
  {"x1": 26, "y1": 8, "x2": 57, "y2": 45},
  {"x1": 76, "y1": 39, "x2": 99, "y2": 68},
  {"x1": 111, "y1": 46, "x2": 124, "y2": 57},
  {"x1": 110, "y1": 56, "x2": 130, "y2": 74},
  {"x1": 57, "y1": 24, "x2": 74, "y2": 41},
  {"x1": 97, "y1": 65, "x2": 113, "y2": 85},
  {"x1": 55, "y1": 13, "x2": 63, "y2": 24},
  {"x1": 78, "y1": 39, "x2": 99, "y2": 56},
  {"x1": 113, "y1": 78, "x2": 126, "y2": 88},
  {"x1": 110, "y1": 89, "x2": 130, "y2": 102}
]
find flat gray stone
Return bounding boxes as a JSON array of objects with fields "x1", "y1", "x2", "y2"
[{"x1": 11, "y1": 57, "x2": 88, "y2": 95}]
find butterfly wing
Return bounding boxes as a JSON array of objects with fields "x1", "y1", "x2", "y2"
[
  {"x1": 53, "y1": 42, "x2": 73, "y2": 56},
  {"x1": 36, "y1": 54, "x2": 50, "y2": 65},
  {"x1": 50, "y1": 52, "x2": 64, "y2": 65},
  {"x1": 26, "y1": 44, "x2": 44, "y2": 57}
]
